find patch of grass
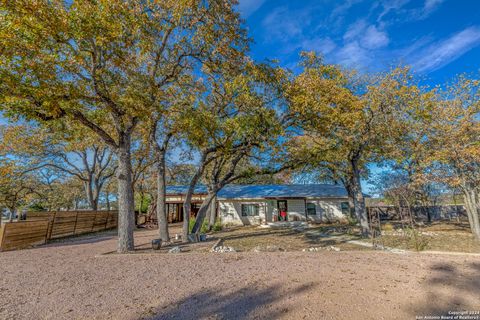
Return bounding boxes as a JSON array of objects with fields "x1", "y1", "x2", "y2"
[
  {"x1": 372, "y1": 221, "x2": 480, "y2": 253},
  {"x1": 212, "y1": 219, "x2": 223, "y2": 232}
]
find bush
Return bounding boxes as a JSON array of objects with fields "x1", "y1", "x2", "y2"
[
  {"x1": 347, "y1": 215, "x2": 358, "y2": 226},
  {"x1": 212, "y1": 218, "x2": 223, "y2": 232},
  {"x1": 383, "y1": 223, "x2": 394, "y2": 232},
  {"x1": 404, "y1": 227, "x2": 429, "y2": 251},
  {"x1": 189, "y1": 218, "x2": 210, "y2": 234}
]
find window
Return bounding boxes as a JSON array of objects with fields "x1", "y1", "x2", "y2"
[
  {"x1": 241, "y1": 204, "x2": 259, "y2": 216},
  {"x1": 341, "y1": 202, "x2": 350, "y2": 215},
  {"x1": 306, "y1": 203, "x2": 316, "y2": 215}
]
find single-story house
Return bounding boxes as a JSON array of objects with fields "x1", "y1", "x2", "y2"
[{"x1": 165, "y1": 184, "x2": 353, "y2": 226}]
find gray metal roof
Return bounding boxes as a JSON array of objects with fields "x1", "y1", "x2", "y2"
[{"x1": 166, "y1": 184, "x2": 350, "y2": 199}]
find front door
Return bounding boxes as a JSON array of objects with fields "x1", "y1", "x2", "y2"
[{"x1": 277, "y1": 200, "x2": 288, "y2": 221}]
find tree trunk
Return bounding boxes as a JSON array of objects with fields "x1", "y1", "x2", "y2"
[
  {"x1": 106, "y1": 192, "x2": 110, "y2": 211},
  {"x1": 207, "y1": 196, "x2": 217, "y2": 230},
  {"x1": 8, "y1": 208, "x2": 15, "y2": 222},
  {"x1": 349, "y1": 160, "x2": 369, "y2": 236},
  {"x1": 182, "y1": 167, "x2": 204, "y2": 241},
  {"x1": 84, "y1": 180, "x2": 99, "y2": 210},
  {"x1": 92, "y1": 179, "x2": 100, "y2": 211},
  {"x1": 191, "y1": 192, "x2": 216, "y2": 235},
  {"x1": 463, "y1": 189, "x2": 480, "y2": 241},
  {"x1": 156, "y1": 151, "x2": 170, "y2": 242},
  {"x1": 344, "y1": 184, "x2": 356, "y2": 218},
  {"x1": 116, "y1": 141, "x2": 135, "y2": 253},
  {"x1": 182, "y1": 197, "x2": 191, "y2": 241}
]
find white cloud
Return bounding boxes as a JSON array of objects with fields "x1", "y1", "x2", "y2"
[
  {"x1": 411, "y1": 27, "x2": 480, "y2": 72},
  {"x1": 301, "y1": 37, "x2": 337, "y2": 55},
  {"x1": 374, "y1": 0, "x2": 443, "y2": 24},
  {"x1": 407, "y1": 0, "x2": 444, "y2": 20},
  {"x1": 423, "y1": 0, "x2": 444, "y2": 15},
  {"x1": 335, "y1": 41, "x2": 371, "y2": 67},
  {"x1": 344, "y1": 20, "x2": 389, "y2": 49},
  {"x1": 237, "y1": 0, "x2": 267, "y2": 18},
  {"x1": 362, "y1": 26, "x2": 390, "y2": 49},
  {"x1": 329, "y1": 0, "x2": 365, "y2": 22},
  {"x1": 261, "y1": 6, "x2": 311, "y2": 42},
  {"x1": 344, "y1": 20, "x2": 369, "y2": 42},
  {"x1": 377, "y1": 0, "x2": 411, "y2": 21}
]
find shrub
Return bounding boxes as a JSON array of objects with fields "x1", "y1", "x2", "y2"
[
  {"x1": 212, "y1": 218, "x2": 223, "y2": 232},
  {"x1": 382, "y1": 223, "x2": 394, "y2": 232},
  {"x1": 404, "y1": 227, "x2": 429, "y2": 251},
  {"x1": 347, "y1": 215, "x2": 358, "y2": 226},
  {"x1": 189, "y1": 218, "x2": 210, "y2": 234}
]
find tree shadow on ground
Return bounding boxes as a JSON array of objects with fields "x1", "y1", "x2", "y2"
[
  {"x1": 141, "y1": 283, "x2": 316, "y2": 320},
  {"x1": 217, "y1": 228, "x2": 299, "y2": 242},
  {"x1": 219, "y1": 225, "x2": 359, "y2": 241},
  {"x1": 410, "y1": 261, "x2": 480, "y2": 317},
  {"x1": 34, "y1": 230, "x2": 118, "y2": 249},
  {"x1": 302, "y1": 228, "x2": 363, "y2": 246}
]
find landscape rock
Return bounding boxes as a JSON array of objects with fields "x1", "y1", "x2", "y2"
[
  {"x1": 302, "y1": 247, "x2": 321, "y2": 252},
  {"x1": 212, "y1": 246, "x2": 236, "y2": 253},
  {"x1": 252, "y1": 245, "x2": 284, "y2": 252},
  {"x1": 168, "y1": 246, "x2": 182, "y2": 254},
  {"x1": 388, "y1": 248, "x2": 406, "y2": 254},
  {"x1": 326, "y1": 246, "x2": 341, "y2": 252}
]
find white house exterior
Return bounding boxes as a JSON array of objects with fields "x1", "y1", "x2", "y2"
[{"x1": 165, "y1": 184, "x2": 352, "y2": 226}]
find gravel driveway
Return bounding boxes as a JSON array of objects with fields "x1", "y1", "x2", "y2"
[{"x1": 1, "y1": 228, "x2": 479, "y2": 320}]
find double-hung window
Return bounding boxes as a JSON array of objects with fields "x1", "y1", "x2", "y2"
[
  {"x1": 241, "y1": 204, "x2": 259, "y2": 216},
  {"x1": 306, "y1": 203, "x2": 317, "y2": 215},
  {"x1": 341, "y1": 202, "x2": 350, "y2": 215}
]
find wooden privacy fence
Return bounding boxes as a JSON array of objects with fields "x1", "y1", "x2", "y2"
[
  {"x1": 0, "y1": 210, "x2": 118, "y2": 251},
  {"x1": 0, "y1": 220, "x2": 50, "y2": 251}
]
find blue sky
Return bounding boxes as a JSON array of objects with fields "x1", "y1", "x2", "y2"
[{"x1": 237, "y1": 0, "x2": 480, "y2": 85}]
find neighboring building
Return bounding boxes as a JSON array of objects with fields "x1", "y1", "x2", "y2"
[{"x1": 165, "y1": 184, "x2": 353, "y2": 226}]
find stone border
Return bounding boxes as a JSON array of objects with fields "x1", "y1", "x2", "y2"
[{"x1": 210, "y1": 238, "x2": 223, "y2": 252}]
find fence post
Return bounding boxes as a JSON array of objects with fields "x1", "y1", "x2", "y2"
[
  {"x1": 44, "y1": 216, "x2": 50, "y2": 241},
  {"x1": 91, "y1": 211, "x2": 96, "y2": 232},
  {"x1": 0, "y1": 223, "x2": 6, "y2": 251},
  {"x1": 49, "y1": 211, "x2": 56, "y2": 240},
  {"x1": 104, "y1": 211, "x2": 109, "y2": 230},
  {"x1": 73, "y1": 211, "x2": 79, "y2": 235}
]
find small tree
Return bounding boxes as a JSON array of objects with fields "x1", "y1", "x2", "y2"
[
  {"x1": 0, "y1": 160, "x2": 38, "y2": 222},
  {"x1": 426, "y1": 76, "x2": 480, "y2": 240},
  {"x1": 1, "y1": 124, "x2": 116, "y2": 210},
  {"x1": 287, "y1": 54, "x2": 424, "y2": 235},
  {"x1": 180, "y1": 61, "x2": 288, "y2": 239}
]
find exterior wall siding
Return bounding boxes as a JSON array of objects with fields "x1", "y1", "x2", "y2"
[
  {"x1": 219, "y1": 200, "x2": 269, "y2": 226},
  {"x1": 218, "y1": 197, "x2": 349, "y2": 226},
  {"x1": 306, "y1": 198, "x2": 349, "y2": 223},
  {"x1": 285, "y1": 199, "x2": 306, "y2": 221}
]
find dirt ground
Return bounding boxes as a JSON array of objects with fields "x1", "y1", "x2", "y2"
[
  {"x1": 1, "y1": 226, "x2": 480, "y2": 320},
  {"x1": 366, "y1": 221, "x2": 480, "y2": 253},
  {"x1": 217, "y1": 224, "x2": 370, "y2": 252}
]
